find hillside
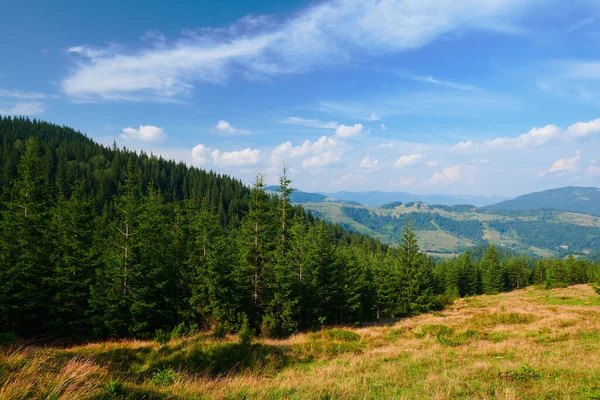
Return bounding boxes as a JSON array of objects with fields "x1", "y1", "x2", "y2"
[
  {"x1": 319, "y1": 190, "x2": 505, "y2": 207},
  {"x1": 304, "y1": 201, "x2": 600, "y2": 257},
  {"x1": 2, "y1": 285, "x2": 599, "y2": 399},
  {"x1": 0, "y1": 117, "x2": 393, "y2": 340},
  {"x1": 487, "y1": 186, "x2": 600, "y2": 216}
]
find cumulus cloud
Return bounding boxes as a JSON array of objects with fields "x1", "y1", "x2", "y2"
[
  {"x1": 191, "y1": 144, "x2": 211, "y2": 165},
  {"x1": 389, "y1": 177, "x2": 416, "y2": 187},
  {"x1": 0, "y1": 101, "x2": 44, "y2": 116},
  {"x1": 335, "y1": 123, "x2": 364, "y2": 138},
  {"x1": 62, "y1": 0, "x2": 536, "y2": 101},
  {"x1": 120, "y1": 125, "x2": 166, "y2": 141},
  {"x1": 360, "y1": 155, "x2": 379, "y2": 170},
  {"x1": 281, "y1": 117, "x2": 366, "y2": 138},
  {"x1": 452, "y1": 125, "x2": 562, "y2": 152},
  {"x1": 215, "y1": 119, "x2": 249, "y2": 135},
  {"x1": 212, "y1": 148, "x2": 260, "y2": 166},
  {"x1": 394, "y1": 153, "x2": 424, "y2": 168},
  {"x1": 540, "y1": 151, "x2": 581, "y2": 176},
  {"x1": 271, "y1": 135, "x2": 344, "y2": 169},
  {"x1": 566, "y1": 118, "x2": 600, "y2": 138},
  {"x1": 191, "y1": 144, "x2": 260, "y2": 166},
  {"x1": 427, "y1": 165, "x2": 476, "y2": 186}
]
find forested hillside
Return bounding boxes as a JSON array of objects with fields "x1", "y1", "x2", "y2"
[
  {"x1": 0, "y1": 117, "x2": 437, "y2": 340},
  {"x1": 486, "y1": 186, "x2": 600, "y2": 215},
  {"x1": 1, "y1": 117, "x2": 599, "y2": 344},
  {"x1": 304, "y1": 202, "x2": 600, "y2": 257}
]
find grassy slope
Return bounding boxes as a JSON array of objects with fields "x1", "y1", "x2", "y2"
[
  {"x1": 304, "y1": 202, "x2": 600, "y2": 256},
  {"x1": 2, "y1": 285, "x2": 600, "y2": 399}
]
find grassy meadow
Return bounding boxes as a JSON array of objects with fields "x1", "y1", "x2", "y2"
[{"x1": 2, "y1": 285, "x2": 600, "y2": 399}]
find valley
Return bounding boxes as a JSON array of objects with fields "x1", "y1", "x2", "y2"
[{"x1": 304, "y1": 201, "x2": 600, "y2": 257}]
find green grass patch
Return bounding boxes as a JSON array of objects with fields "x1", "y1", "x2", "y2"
[
  {"x1": 309, "y1": 329, "x2": 360, "y2": 342},
  {"x1": 468, "y1": 312, "x2": 536, "y2": 328}
]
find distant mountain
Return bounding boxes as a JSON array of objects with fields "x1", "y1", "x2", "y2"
[
  {"x1": 487, "y1": 187, "x2": 600, "y2": 216},
  {"x1": 264, "y1": 185, "x2": 341, "y2": 204},
  {"x1": 319, "y1": 190, "x2": 505, "y2": 207},
  {"x1": 303, "y1": 201, "x2": 600, "y2": 258}
]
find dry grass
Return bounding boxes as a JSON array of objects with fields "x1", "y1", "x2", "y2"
[{"x1": 2, "y1": 285, "x2": 600, "y2": 399}]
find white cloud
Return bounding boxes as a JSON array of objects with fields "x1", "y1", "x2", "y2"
[
  {"x1": 589, "y1": 165, "x2": 600, "y2": 177},
  {"x1": 215, "y1": 119, "x2": 250, "y2": 135},
  {"x1": 0, "y1": 89, "x2": 50, "y2": 99},
  {"x1": 120, "y1": 125, "x2": 166, "y2": 141},
  {"x1": 452, "y1": 124, "x2": 562, "y2": 152},
  {"x1": 279, "y1": 117, "x2": 338, "y2": 129},
  {"x1": 332, "y1": 173, "x2": 365, "y2": 186},
  {"x1": 389, "y1": 177, "x2": 416, "y2": 187},
  {"x1": 191, "y1": 144, "x2": 260, "y2": 166},
  {"x1": 401, "y1": 74, "x2": 478, "y2": 91},
  {"x1": 191, "y1": 144, "x2": 211, "y2": 165},
  {"x1": 394, "y1": 153, "x2": 424, "y2": 168},
  {"x1": 62, "y1": 0, "x2": 535, "y2": 101},
  {"x1": 381, "y1": 124, "x2": 387, "y2": 131},
  {"x1": 360, "y1": 156, "x2": 379, "y2": 170},
  {"x1": 566, "y1": 118, "x2": 600, "y2": 138},
  {"x1": 0, "y1": 101, "x2": 44, "y2": 116},
  {"x1": 212, "y1": 148, "x2": 260, "y2": 166},
  {"x1": 427, "y1": 165, "x2": 476, "y2": 186},
  {"x1": 335, "y1": 123, "x2": 364, "y2": 138},
  {"x1": 567, "y1": 17, "x2": 594, "y2": 33},
  {"x1": 426, "y1": 160, "x2": 439, "y2": 167},
  {"x1": 540, "y1": 151, "x2": 581, "y2": 176},
  {"x1": 271, "y1": 135, "x2": 343, "y2": 169}
]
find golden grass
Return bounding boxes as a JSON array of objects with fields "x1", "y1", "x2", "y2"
[{"x1": 2, "y1": 285, "x2": 600, "y2": 399}]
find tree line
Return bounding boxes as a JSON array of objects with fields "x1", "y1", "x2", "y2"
[{"x1": 0, "y1": 117, "x2": 598, "y2": 341}]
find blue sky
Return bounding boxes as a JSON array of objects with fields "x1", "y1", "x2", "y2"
[{"x1": 2, "y1": 0, "x2": 600, "y2": 196}]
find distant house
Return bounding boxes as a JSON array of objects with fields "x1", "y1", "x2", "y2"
[{"x1": 559, "y1": 245, "x2": 569, "y2": 250}]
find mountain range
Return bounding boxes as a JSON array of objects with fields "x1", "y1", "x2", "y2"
[{"x1": 268, "y1": 185, "x2": 600, "y2": 258}]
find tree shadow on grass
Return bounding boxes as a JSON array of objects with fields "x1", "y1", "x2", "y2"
[{"x1": 70, "y1": 341, "x2": 289, "y2": 379}]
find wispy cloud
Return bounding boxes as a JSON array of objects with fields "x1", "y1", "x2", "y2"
[
  {"x1": 279, "y1": 117, "x2": 338, "y2": 129},
  {"x1": 62, "y1": 0, "x2": 537, "y2": 101},
  {"x1": 566, "y1": 17, "x2": 595, "y2": 33},
  {"x1": 0, "y1": 89, "x2": 51, "y2": 100},
  {"x1": 399, "y1": 73, "x2": 479, "y2": 91},
  {"x1": 0, "y1": 101, "x2": 45, "y2": 116}
]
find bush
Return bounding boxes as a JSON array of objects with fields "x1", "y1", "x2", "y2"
[
  {"x1": 238, "y1": 315, "x2": 254, "y2": 346},
  {"x1": 260, "y1": 313, "x2": 279, "y2": 338},
  {"x1": 151, "y1": 367, "x2": 178, "y2": 386},
  {"x1": 104, "y1": 380, "x2": 125, "y2": 397},
  {"x1": 310, "y1": 329, "x2": 360, "y2": 342},
  {"x1": 170, "y1": 322, "x2": 187, "y2": 339},
  {"x1": 0, "y1": 332, "x2": 18, "y2": 345},
  {"x1": 154, "y1": 329, "x2": 170, "y2": 345}
]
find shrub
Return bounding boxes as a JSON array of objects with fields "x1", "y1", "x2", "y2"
[
  {"x1": 170, "y1": 322, "x2": 187, "y2": 339},
  {"x1": 310, "y1": 329, "x2": 360, "y2": 342},
  {"x1": 104, "y1": 380, "x2": 125, "y2": 398},
  {"x1": 238, "y1": 315, "x2": 254, "y2": 346},
  {"x1": 0, "y1": 332, "x2": 18, "y2": 345},
  {"x1": 151, "y1": 367, "x2": 178, "y2": 386},
  {"x1": 154, "y1": 329, "x2": 170, "y2": 345}
]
